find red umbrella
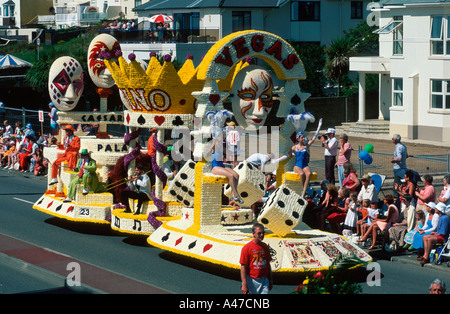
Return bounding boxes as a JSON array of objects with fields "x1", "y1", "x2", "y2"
[{"x1": 149, "y1": 14, "x2": 174, "y2": 23}]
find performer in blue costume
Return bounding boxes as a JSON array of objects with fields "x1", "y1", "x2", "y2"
[
  {"x1": 279, "y1": 118, "x2": 322, "y2": 197},
  {"x1": 210, "y1": 129, "x2": 244, "y2": 204}
]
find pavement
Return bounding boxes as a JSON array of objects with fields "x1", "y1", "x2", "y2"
[
  {"x1": 0, "y1": 233, "x2": 170, "y2": 294},
  {"x1": 1, "y1": 132, "x2": 449, "y2": 294}
]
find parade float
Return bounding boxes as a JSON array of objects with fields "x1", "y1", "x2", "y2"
[
  {"x1": 103, "y1": 29, "x2": 372, "y2": 272},
  {"x1": 33, "y1": 34, "x2": 127, "y2": 224},
  {"x1": 33, "y1": 29, "x2": 372, "y2": 273}
]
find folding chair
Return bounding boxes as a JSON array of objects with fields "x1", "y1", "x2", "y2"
[
  {"x1": 368, "y1": 172, "x2": 386, "y2": 197},
  {"x1": 434, "y1": 237, "x2": 450, "y2": 266}
]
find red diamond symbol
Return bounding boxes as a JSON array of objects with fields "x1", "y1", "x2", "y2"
[
  {"x1": 126, "y1": 113, "x2": 131, "y2": 124},
  {"x1": 175, "y1": 237, "x2": 183, "y2": 246}
]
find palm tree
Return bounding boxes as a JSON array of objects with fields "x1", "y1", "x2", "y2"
[{"x1": 324, "y1": 37, "x2": 356, "y2": 96}]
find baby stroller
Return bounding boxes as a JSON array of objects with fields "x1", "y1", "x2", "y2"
[{"x1": 433, "y1": 237, "x2": 450, "y2": 267}]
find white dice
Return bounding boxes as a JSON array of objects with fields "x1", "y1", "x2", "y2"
[
  {"x1": 167, "y1": 159, "x2": 197, "y2": 207},
  {"x1": 258, "y1": 184, "x2": 306, "y2": 236},
  {"x1": 224, "y1": 160, "x2": 265, "y2": 208}
]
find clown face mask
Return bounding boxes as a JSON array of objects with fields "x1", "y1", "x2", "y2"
[
  {"x1": 48, "y1": 56, "x2": 84, "y2": 111},
  {"x1": 231, "y1": 66, "x2": 274, "y2": 130},
  {"x1": 87, "y1": 33, "x2": 121, "y2": 88}
]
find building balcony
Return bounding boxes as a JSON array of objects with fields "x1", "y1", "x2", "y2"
[{"x1": 98, "y1": 27, "x2": 219, "y2": 44}]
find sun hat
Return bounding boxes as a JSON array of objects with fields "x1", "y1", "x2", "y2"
[
  {"x1": 426, "y1": 202, "x2": 436, "y2": 209},
  {"x1": 64, "y1": 125, "x2": 75, "y2": 131},
  {"x1": 26, "y1": 123, "x2": 32, "y2": 129},
  {"x1": 435, "y1": 202, "x2": 446, "y2": 214},
  {"x1": 361, "y1": 174, "x2": 371, "y2": 182},
  {"x1": 80, "y1": 149, "x2": 89, "y2": 155},
  {"x1": 326, "y1": 128, "x2": 335, "y2": 134}
]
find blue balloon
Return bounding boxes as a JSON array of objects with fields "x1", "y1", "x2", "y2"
[
  {"x1": 364, "y1": 154, "x2": 373, "y2": 165},
  {"x1": 359, "y1": 150, "x2": 369, "y2": 161}
]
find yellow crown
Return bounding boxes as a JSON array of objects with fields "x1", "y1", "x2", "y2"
[{"x1": 105, "y1": 54, "x2": 205, "y2": 115}]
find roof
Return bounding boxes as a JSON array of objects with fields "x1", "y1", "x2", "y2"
[
  {"x1": 133, "y1": 0, "x2": 283, "y2": 12},
  {"x1": 379, "y1": 0, "x2": 450, "y2": 6}
]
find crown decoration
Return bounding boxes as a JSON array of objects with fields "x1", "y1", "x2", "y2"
[{"x1": 104, "y1": 52, "x2": 204, "y2": 115}]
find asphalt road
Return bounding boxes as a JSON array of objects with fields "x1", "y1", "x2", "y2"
[{"x1": 0, "y1": 167, "x2": 449, "y2": 297}]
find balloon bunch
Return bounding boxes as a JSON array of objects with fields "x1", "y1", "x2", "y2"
[{"x1": 359, "y1": 144, "x2": 374, "y2": 165}]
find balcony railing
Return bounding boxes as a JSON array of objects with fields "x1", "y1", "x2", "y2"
[{"x1": 98, "y1": 28, "x2": 220, "y2": 44}]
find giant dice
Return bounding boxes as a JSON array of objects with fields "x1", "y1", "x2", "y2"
[
  {"x1": 258, "y1": 184, "x2": 306, "y2": 236},
  {"x1": 224, "y1": 160, "x2": 265, "y2": 208},
  {"x1": 167, "y1": 159, "x2": 196, "y2": 207}
]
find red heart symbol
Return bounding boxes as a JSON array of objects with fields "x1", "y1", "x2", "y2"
[
  {"x1": 154, "y1": 116, "x2": 165, "y2": 126},
  {"x1": 209, "y1": 94, "x2": 220, "y2": 106},
  {"x1": 203, "y1": 243, "x2": 213, "y2": 253}
]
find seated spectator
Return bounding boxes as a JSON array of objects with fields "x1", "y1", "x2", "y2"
[
  {"x1": 302, "y1": 179, "x2": 328, "y2": 229},
  {"x1": 6, "y1": 137, "x2": 21, "y2": 169},
  {"x1": 342, "y1": 192, "x2": 359, "y2": 235},
  {"x1": 316, "y1": 184, "x2": 339, "y2": 231},
  {"x1": 412, "y1": 202, "x2": 439, "y2": 256},
  {"x1": 415, "y1": 175, "x2": 436, "y2": 212},
  {"x1": 327, "y1": 187, "x2": 351, "y2": 233},
  {"x1": 357, "y1": 194, "x2": 399, "y2": 250},
  {"x1": 386, "y1": 194, "x2": 416, "y2": 251},
  {"x1": 437, "y1": 174, "x2": 450, "y2": 206},
  {"x1": 358, "y1": 174, "x2": 378, "y2": 204},
  {"x1": 420, "y1": 202, "x2": 450, "y2": 266},
  {"x1": 403, "y1": 209, "x2": 426, "y2": 251},
  {"x1": 395, "y1": 170, "x2": 417, "y2": 206},
  {"x1": 356, "y1": 199, "x2": 370, "y2": 236},
  {"x1": 342, "y1": 162, "x2": 360, "y2": 192},
  {"x1": 31, "y1": 147, "x2": 47, "y2": 176}
]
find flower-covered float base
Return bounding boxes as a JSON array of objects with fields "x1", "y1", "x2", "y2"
[
  {"x1": 33, "y1": 136, "x2": 125, "y2": 224},
  {"x1": 33, "y1": 194, "x2": 111, "y2": 224},
  {"x1": 147, "y1": 219, "x2": 372, "y2": 273}
]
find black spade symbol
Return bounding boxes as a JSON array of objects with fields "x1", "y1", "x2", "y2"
[
  {"x1": 137, "y1": 115, "x2": 146, "y2": 125},
  {"x1": 55, "y1": 204, "x2": 63, "y2": 212},
  {"x1": 188, "y1": 240, "x2": 197, "y2": 249},
  {"x1": 291, "y1": 94, "x2": 301, "y2": 105}
]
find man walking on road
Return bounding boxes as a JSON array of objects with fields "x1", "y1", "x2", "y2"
[{"x1": 240, "y1": 223, "x2": 273, "y2": 294}]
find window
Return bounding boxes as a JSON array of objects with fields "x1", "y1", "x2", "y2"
[
  {"x1": 431, "y1": 79, "x2": 450, "y2": 109},
  {"x1": 430, "y1": 16, "x2": 450, "y2": 55},
  {"x1": 232, "y1": 11, "x2": 251, "y2": 32},
  {"x1": 375, "y1": 16, "x2": 403, "y2": 55},
  {"x1": 135, "y1": 0, "x2": 142, "y2": 7},
  {"x1": 351, "y1": 1, "x2": 363, "y2": 19},
  {"x1": 393, "y1": 17, "x2": 403, "y2": 55},
  {"x1": 291, "y1": 1, "x2": 320, "y2": 22},
  {"x1": 392, "y1": 78, "x2": 403, "y2": 107}
]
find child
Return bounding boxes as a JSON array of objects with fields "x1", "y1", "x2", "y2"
[
  {"x1": 360, "y1": 200, "x2": 379, "y2": 236},
  {"x1": 356, "y1": 199, "x2": 370, "y2": 236},
  {"x1": 342, "y1": 192, "x2": 359, "y2": 235},
  {"x1": 403, "y1": 210, "x2": 426, "y2": 251},
  {"x1": 327, "y1": 187, "x2": 350, "y2": 233}
]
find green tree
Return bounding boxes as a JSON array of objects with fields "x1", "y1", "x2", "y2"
[
  {"x1": 324, "y1": 37, "x2": 357, "y2": 96},
  {"x1": 292, "y1": 42, "x2": 327, "y2": 97}
]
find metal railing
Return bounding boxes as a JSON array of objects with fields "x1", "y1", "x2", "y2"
[
  {"x1": 1, "y1": 107, "x2": 125, "y2": 138},
  {"x1": 98, "y1": 28, "x2": 220, "y2": 44}
]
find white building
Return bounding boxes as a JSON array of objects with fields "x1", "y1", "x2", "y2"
[{"x1": 350, "y1": 0, "x2": 450, "y2": 142}]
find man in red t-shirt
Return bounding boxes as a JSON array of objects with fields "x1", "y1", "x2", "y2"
[{"x1": 240, "y1": 223, "x2": 273, "y2": 294}]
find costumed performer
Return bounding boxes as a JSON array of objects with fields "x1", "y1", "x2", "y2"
[
  {"x1": 64, "y1": 149, "x2": 104, "y2": 202},
  {"x1": 49, "y1": 124, "x2": 80, "y2": 185},
  {"x1": 283, "y1": 119, "x2": 322, "y2": 197},
  {"x1": 210, "y1": 127, "x2": 243, "y2": 204},
  {"x1": 121, "y1": 164, "x2": 151, "y2": 215}
]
